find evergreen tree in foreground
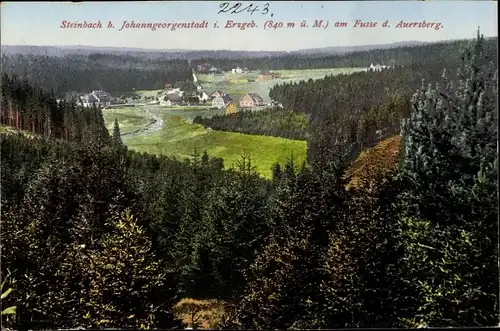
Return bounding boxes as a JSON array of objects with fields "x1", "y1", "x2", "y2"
[
  {"x1": 395, "y1": 30, "x2": 498, "y2": 327},
  {"x1": 112, "y1": 118, "x2": 123, "y2": 146},
  {"x1": 69, "y1": 209, "x2": 182, "y2": 329},
  {"x1": 227, "y1": 159, "x2": 348, "y2": 329}
]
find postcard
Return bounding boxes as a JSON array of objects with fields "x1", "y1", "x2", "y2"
[{"x1": 1, "y1": 1, "x2": 498, "y2": 330}]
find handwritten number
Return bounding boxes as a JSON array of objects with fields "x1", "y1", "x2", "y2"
[
  {"x1": 230, "y1": 3, "x2": 242, "y2": 13},
  {"x1": 218, "y1": 2, "x2": 270, "y2": 15},
  {"x1": 262, "y1": 3, "x2": 269, "y2": 14},
  {"x1": 218, "y1": 2, "x2": 229, "y2": 14},
  {"x1": 247, "y1": 4, "x2": 259, "y2": 14}
]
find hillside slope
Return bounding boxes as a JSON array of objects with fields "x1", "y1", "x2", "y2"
[{"x1": 346, "y1": 135, "x2": 402, "y2": 189}]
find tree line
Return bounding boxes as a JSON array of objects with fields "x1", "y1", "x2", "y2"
[
  {"x1": 1, "y1": 53, "x2": 193, "y2": 96},
  {"x1": 192, "y1": 38, "x2": 497, "y2": 71},
  {"x1": 1, "y1": 32, "x2": 498, "y2": 329},
  {"x1": 0, "y1": 73, "x2": 109, "y2": 143},
  {"x1": 193, "y1": 108, "x2": 309, "y2": 140}
]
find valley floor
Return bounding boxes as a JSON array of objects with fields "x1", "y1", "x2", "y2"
[
  {"x1": 112, "y1": 106, "x2": 306, "y2": 178},
  {"x1": 108, "y1": 68, "x2": 361, "y2": 177}
]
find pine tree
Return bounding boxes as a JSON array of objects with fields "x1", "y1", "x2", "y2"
[
  {"x1": 112, "y1": 118, "x2": 123, "y2": 146},
  {"x1": 229, "y1": 161, "x2": 348, "y2": 329},
  {"x1": 71, "y1": 209, "x2": 182, "y2": 329},
  {"x1": 201, "y1": 150, "x2": 209, "y2": 166},
  {"x1": 270, "y1": 162, "x2": 282, "y2": 186},
  {"x1": 190, "y1": 154, "x2": 269, "y2": 299}
]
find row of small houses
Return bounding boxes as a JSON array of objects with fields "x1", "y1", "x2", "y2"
[
  {"x1": 157, "y1": 88, "x2": 208, "y2": 106},
  {"x1": 158, "y1": 89, "x2": 265, "y2": 110},
  {"x1": 211, "y1": 91, "x2": 264, "y2": 110},
  {"x1": 76, "y1": 88, "x2": 268, "y2": 112}
]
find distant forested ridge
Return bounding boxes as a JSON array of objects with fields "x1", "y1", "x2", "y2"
[
  {"x1": 0, "y1": 41, "x2": 426, "y2": 59},
  {"x1": 1, "y1": 53, "x2": 193, "y2": 95},
  {"x1": 191, "y1": 38, "x2": 498, "y2": 71}
]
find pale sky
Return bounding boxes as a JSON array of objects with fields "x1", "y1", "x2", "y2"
[{"x1": 1, "y1": 1, "x2": 498, "y2": 51}]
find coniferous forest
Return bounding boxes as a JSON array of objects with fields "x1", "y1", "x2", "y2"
[
  {"x1": 193, "y1": 108, "x2": 310, "y2": 140},
  {"x1": 190, "y1": 37, "x2": 497, "y2": 71},
  {"x1": 0, "y1": 54, "x2": 193, "y2": 95},
  {"x1": 1, "y1": 32, "x2": 498, "y2": 330}
]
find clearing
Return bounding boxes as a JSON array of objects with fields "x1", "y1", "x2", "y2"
[
  {"x1": 345, "y1": 135, "x2": 402, "y2": 189},
  {"x1": 124, "y1": 112, "x2": 307, "y2": 178},
  {"x1": 102, "y1": 107, "x2": 153, "y2": 135}
]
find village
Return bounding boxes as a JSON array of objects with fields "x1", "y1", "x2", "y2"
[
  {"x1": 68, "y1": 61, "x2": 391, "y2": 123},
  {"x1": 72, "y1": 61, "x2": 388, "y2": 114},
  {"x1": 72, "y1": 65, "x2": 286, "y2": 116}
]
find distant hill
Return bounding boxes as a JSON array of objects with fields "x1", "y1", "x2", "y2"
[
  {"x1": 290, "y1": 41, "x2": 429, "y2": 55},
  {"x1": 2, "y1": 37, "x2": 495, "y2": 60},
  {"x1": 0, "y1": 45, "x2": 288, "y2": 59},
  {"x1": 0, "y1": 41, "x2": 429, "y2": 59}
]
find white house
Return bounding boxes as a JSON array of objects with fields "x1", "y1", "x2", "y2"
[
  {"x1": 365, "y1": 63, "x2": 391, "y2": 72},
  {"x1": 212, "y1": 94, "x2": 232, "y2": 109},
  {"x1": 199, "y1": 92, "x2": 209, "y2": 102},
  {"x1": 231, "y1": 67, "x2": 243, "y2": 74},
  {"x1": 211, "y1": 90, "x2": 225, "y2": 99},
  {"x1": 80, "y1": 90, "x2": 112, "y2": 108},
  {"x1": 160, "y1": 93, "x2": 182, "y2": 106},
  {"x1": 160, "y1": 99, "x2": 173, "y2": 107}
]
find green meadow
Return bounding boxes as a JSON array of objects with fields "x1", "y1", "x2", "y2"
[
  {"x1": 125, "y1": 114, "x2": 307, "y2": 178},
  {"x1": 102, "y1": 107, "x2": 152, "y2": 134}
]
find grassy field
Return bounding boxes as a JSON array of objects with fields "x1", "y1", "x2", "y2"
[
  {"x1": 129, "y1": 68, "x2": 363, "y2": 106},
  {"x1": 102, "y1": 107, "x2": 152, "y2": 134},
  {"x1": 198, "y1": 68, "x2": 363, "y2": 83},
  {"x1": 157, "y1": 106, "x2": 218, "y2": 112},
  {"x1": 0, "y1": 125, "x2": 39, "y2": 139},
  {"x1": 125, "y1": 114, "x2": 307, "y2": 178},
  {"x1": 155, "y1": 107, "x2": 225, "y2": 122}
]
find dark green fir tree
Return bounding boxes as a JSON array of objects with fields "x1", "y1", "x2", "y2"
[{"x1": 112, "y1": 118, "x2": 123, "y2": 146}]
